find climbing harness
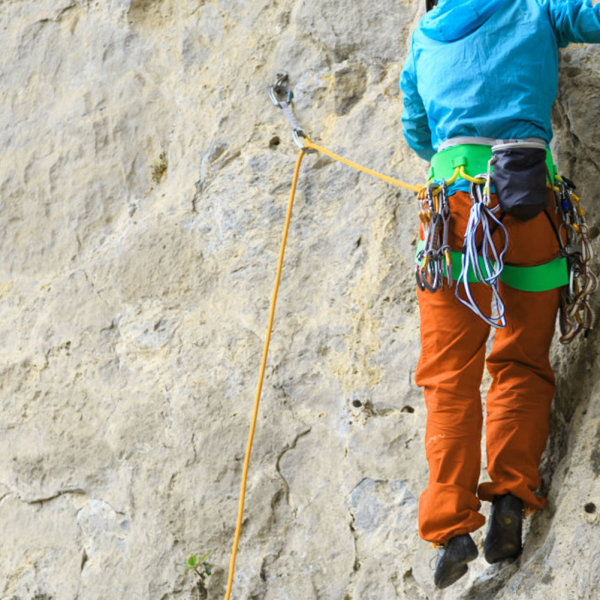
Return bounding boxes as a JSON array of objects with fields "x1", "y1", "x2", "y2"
[
  {"x1": 554, "y1": 178, "x2": 598, "y2": 342},
  {"x1": 224, "y1": 74, "x2": 598, "y2": 600},
  {"x1": 421, "y1": 139, "x2": 597, "y2": 333}
]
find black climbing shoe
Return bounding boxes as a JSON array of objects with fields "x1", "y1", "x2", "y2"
[
  {"x1": 433, "y1": 533, "x2": 478, "y2": 589},
  {"x1": 484, "y1": 493, "x2": 523, "y2": 564}
]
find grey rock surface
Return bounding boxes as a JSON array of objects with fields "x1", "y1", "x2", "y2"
[{"x1": 0, "y1": 1, "x2": 599, "y2": 599}]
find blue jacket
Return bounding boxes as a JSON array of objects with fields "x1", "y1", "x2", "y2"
[{"x1": 400, "y1": 0, "x2": 600, "y2": 162}]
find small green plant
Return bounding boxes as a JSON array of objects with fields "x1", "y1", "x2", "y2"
[
  {"x1": 186, "y1": 551, "x2": 213, "y2": 576},
  {"x1": 151, "y1": 152, "x2": 168, "y2": 184},
  {"x1": 185, "y1": 551, "x2": 213, "y2": 599}
]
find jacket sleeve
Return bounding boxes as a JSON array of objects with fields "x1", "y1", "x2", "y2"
[
  {"x1": 546, "y1": 0, "x2": 600, "y2": 47},
  {"x1": 400, "y1": 42, "x2": 435, "y2": 162}
]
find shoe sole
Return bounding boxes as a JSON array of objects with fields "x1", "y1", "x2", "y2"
[
  {"x1": 484, "y1": 505, "x2": 522, "y2": 563},
  {"x1": 435, "y1": 562, "x2": 469, "y2": 589},
  {"x1": 434, "y1": 542, "x2": 478, "y2": 589}
]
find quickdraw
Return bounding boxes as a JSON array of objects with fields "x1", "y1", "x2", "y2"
[
  {"x1": 416, "y1": 181, "x2": 453, "y2": 291},
  {"x1": 269, "y1": 72, "x2": 308, "y2": 150},
  {"x1": 554, "y1": 178, "x2": 598, "y2": 343}
]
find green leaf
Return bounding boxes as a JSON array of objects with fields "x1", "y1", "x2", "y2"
[
  {"x1": 198, "y1": 551, "x2": 212, "y2": 563},
  {"x1": 204, "y1": 563, "x2": 213, "y2": 576},
  {"x1": 187, "y1": 555, "x2": 197, "y2": 567}
]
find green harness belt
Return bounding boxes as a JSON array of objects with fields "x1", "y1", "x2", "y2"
[
  {"x1": 419, "y1": 143, "x2": 568, "y2": 292},
  {"x1": 416, "y1": 242, "x2": 568, "y2": 292},
  {"x1": 429, "y1": 143, "x2": 558, "y2": 182}
]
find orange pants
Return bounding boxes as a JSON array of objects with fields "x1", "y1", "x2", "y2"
[{"x1": 416, "y1": 191, "x2": 561, "y2": 544}]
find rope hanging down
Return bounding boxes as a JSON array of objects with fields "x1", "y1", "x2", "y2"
[{"x1": 224, "y1": 149, "x2": 306, "y2": 600}]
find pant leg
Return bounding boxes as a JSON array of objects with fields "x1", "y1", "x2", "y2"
[
  {"x1": 416, "y1": 282, "x2": 491, "y2": 544},
  {"x1": 415, "y1": 190, "x2": 495, "y2": 544},
  {"x1": 478, "y1": 285, "x2": 559, "y2": 511},
  {"x1": 479, "y1": 202, "x2": 562, "y2": 511}
]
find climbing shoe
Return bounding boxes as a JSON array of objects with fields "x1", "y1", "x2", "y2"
[
  {"x1": 484, "y1": 493, "x2": 523, "y2": 564},
  {"x1": 433, "y1": 533, "x2": 478, "y2": 589}
]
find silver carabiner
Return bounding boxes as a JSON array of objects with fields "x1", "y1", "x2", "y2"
[
  {"x1": 292, "y1": 128, "x2": 308, "y2": 150},
  {"x1": 269, "y1": 73, "x2": 293, "y2": 106},
  {"x1": 415, "y1": 265, "x2": 427, "y2": 291}
]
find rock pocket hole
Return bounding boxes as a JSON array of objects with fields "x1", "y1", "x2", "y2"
[
  {"x1": 269, "y1": 136, "x2": 280, "y2": 149},
  {"x1": 584, "y1": 502, "x2": 596, "y2": 514},
  {"x1": 352, "y1": 400, "x2": 362, "y2": 408},
  {"x1": 401, "y1": 405, "x2": 415, "y2": 413}
]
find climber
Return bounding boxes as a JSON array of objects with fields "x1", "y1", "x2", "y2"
[{"x1": 400, "y1": 0, "x2": 600, "y2": 589}]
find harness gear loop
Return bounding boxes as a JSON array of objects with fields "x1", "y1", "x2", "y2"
[
  {"x1": 554, "y1": 179, "x2": 598, "y2": 343},
  {"x1": 439, "y1": 188, "x2": 453, "y2": 287}
]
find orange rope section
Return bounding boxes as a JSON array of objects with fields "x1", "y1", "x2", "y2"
[
  {"x1": 224, "y1": 149, "x2": 306, "y2": 600},
  {"x1": 303, "y1": 138, "x2": 423, "y2": 193}
]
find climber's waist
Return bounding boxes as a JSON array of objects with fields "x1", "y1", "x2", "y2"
[{"x1": 429, "y1": 138, "x2": 557, "y2": 184}]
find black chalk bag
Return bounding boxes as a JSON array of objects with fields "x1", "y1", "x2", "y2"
[{"x1": 491, "y1": 141, "x2": 549, "y2": 221}]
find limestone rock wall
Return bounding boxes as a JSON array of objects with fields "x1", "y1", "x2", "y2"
[{"x1": 0, "y1": 1, "x2": 599, "y2": 599}]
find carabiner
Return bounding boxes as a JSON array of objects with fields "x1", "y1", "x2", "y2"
[
  {"x1": 440, "y1": 246, "x2": 453, "y2": 287},
  {"x1": 421, "y1": 253, "x2": 440, "y2": 292},
  {"x1": 269, "y1": 73, "x2": 293, "y2": 107},
  {"x1": 292, "y1": 128, "x2": 308, "y2": 151},
  {"x1": 415, "y1": 265, "x2": 427, "y2": 291}
]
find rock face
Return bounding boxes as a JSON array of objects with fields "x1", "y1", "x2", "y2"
[{"x1": 0, "y1": 1, "x2": 599, "y2": 599}]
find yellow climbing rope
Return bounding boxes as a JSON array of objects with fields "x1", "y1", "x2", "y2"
[
  {"x1": 302, "y1": 138, "x2": 423, "y2": 193},
  {"x1": 224, "y1": 149, "x2": 306, "y2": 600}
]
